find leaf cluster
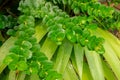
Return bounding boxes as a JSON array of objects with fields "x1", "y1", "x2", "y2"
[{"x1": 2, "y1": 0, "x2": 120, "y2": 80}]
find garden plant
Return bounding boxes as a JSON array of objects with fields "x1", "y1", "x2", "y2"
[{"x1": 0, "y1": 0, "x2": 120, "y2": 80}]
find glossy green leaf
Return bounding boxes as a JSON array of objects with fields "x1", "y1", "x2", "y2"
[
  {"x1": 22, "y1": 41, "x2": 32, "y2": 49},
  {"x1": 66, "y1": 29, "x2": 77, "y2": 43},
  {"x1": 17, "y1": 61, "x2": 28, "y2": 71},
  {"x1": 22, "y1": 49, "x2": 32, "y2": 59}
]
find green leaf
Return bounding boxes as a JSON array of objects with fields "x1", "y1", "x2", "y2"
[
  {"x1": 63, "y1": 62, "x2": 79, "y2": 80},
  {"x1": 54, "y1": 40, "x2": 73, "y2": 73},
  {"x1": 18, "y1": 15, "x2": 34, "y2": 25},
  {"x1": 17, "y1": 61, "x2": 28, "y2": 71},
  {"x1": 82, "y1": 29, "x2": 90, "y2": 38},
  {"x1": 16, "y1": 72, "x2": 26, "y2": 80},
  {"x1": 97, "y1": 28, "x2": 120, "y2": 58},
  {"x1": 79, "y1": 17, "x2": 87, "y2": 25},
  {"x1": 40, "y1": 38, "x2": 58, "y2": 59},
  {"x1": 87, "y1": 36, "x2": 97, "y2": 50},
  {"x1": 56, "y1": 30, "x2": 65, "y2": 42},
  {"x1": 22, "y1": 49, "x2": 32, "y2": 59},
  {"x1": 103, "y1": 41, "x2": 120, "y2": 79},
  {"x1": 8, "y1": 71, "x2": 16, "y2": 80},
  {"x1": 31, "y1": 44, "x2": 40, "y2": 53},
  {"x1": 9, "y1": 45, "x2": 21, "y2": 54},
  {"x1": 80, "y1": 3, "x2": 87, "y2": 12},
  {"x1": 0, "y1": 15, "x2": 7, "y2": 29},
  {"x1": 66, "y1": 29, "x2": 77, "y2": 43},
  {"x1": 7, "y1": 29, "x2": 16, "y2": 36},
  {"x1": 82, "y1": 62, "x2": 93, "y2": 80},
  {"x1": 29, "y1": 67, "x2": 38, "y2": 74},
  {"x1": 62, "y1": 0, "x2": 67, "y2": 4},
  {"x1": 9, "y1": 53, "x2": 19, "y2": 62},
  {"x1": 87, "y1": 24, "x2": 98, "y2": 30},
  {"x1": 95, "y1": 45, "x2": 105, "y2": 54},
  {"x1": 8, "y1": 61, "x2": 17, "y2": 70},
  {"x1": 85, "y1": 48, "x2": 105, "y2": 80},
  {"x1": 27, "y1": 37, "x2": 37, "y2": 45},
  {"x1": 3, "y1": 55, "x2": 13, "y2": 64},
  {"x1": 73, "y1": 8, "x2": 80, "y2": 14},
  {"x1": 102, "y1": 60, "x2": 117, "y2": 80},
  {"x1": 18, "y1": 31, "x2": 28, "y2": 40},
  {"x1": 25, "y1": 28, "x2": 35, "y2": 35},
  {"x1": 79, "y1": 37, "x2": 88, "y2": 46},
  {"x1": 0, "y1": 21, "x2": 5, "y2": 29},
  {"x1": 39, "y1": 69, "x2": 46, "y2": 78},
  {"x1": 22, "y1": 41, "x2": 32, "y2": 49},
  {"x1": 74, "y1": 44, "x2": 84, "y2": 79},
  {"x1": 53, "y1": 0, "x2": 57, "y2": 4},
  {"x1": 29, "y1": 74, "x2": 40, "y2": 80},
  {"x1": 41, "y1": 60, "x2": 53, "y2": 70},
  {"x1": 68, "y1": 0, "x2": 72, "y2": 5},
  {"x1": 0, "y1": 37, "x2": 16, "y2": 73},
  {"x1": 46, "y1": 70, "x2": 62, "y2": 80},
  {"x1": 37, "y1": 56, "x2": 48, "y2": 61}
]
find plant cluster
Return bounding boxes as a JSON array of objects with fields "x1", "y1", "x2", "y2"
[
  {"x1": 0, "y1": 0, "x2": 120, "y2": 80},
  {"x1": 3, "y1": 0, "x2": 62, "y2": 80}
]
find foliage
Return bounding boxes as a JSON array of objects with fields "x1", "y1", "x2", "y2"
[{"x1": 0, "y1": 0, "x2": 120, "y2": 80}]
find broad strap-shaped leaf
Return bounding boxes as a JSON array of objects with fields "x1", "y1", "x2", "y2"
[
  {"x1": 97, "y1": 28, "x2": 120, "y2": 59},
  {"x1": 40, "y1": 38, "x2": 58, "y2": 59},
  {"x1": 16, "y1": 72, "x2": 26, "y2": 80},
  {"x1": 74, "y1": 44, "x2": 84, "y2": 79},
  {"x1": 0, "y1": 37, "x2": 16, "y2": 73},
  {"x1": 63, "y1": 61, "x2": 79, "y2": 80},
  {"x1": 34, "y1": 25, "x2": 47, "y2": 43},
  {"x1": 30, "y1": 74, "x2": 40, "y2": 80},
  {"x1": 54, "y1": 40, "x2": 73, "y2": 74},
  {"x1": 85, "y1": 48, "x2": 105, "y2": 80},
  {"x1": 103, "y1": 41, "x2": 120, "y2": 80},
  {"x1": 96, "y1": 28, "x2": 120, "y2": 79},
  {"x1": 82, "y1": 62, "x2": 93, "y2": 80},
  {"x1": 102, "y1": 60, "x2": 117, "y2": 80},
  {"x1": 8, "y1": 71, "x2": 16, "y2": 80}
]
